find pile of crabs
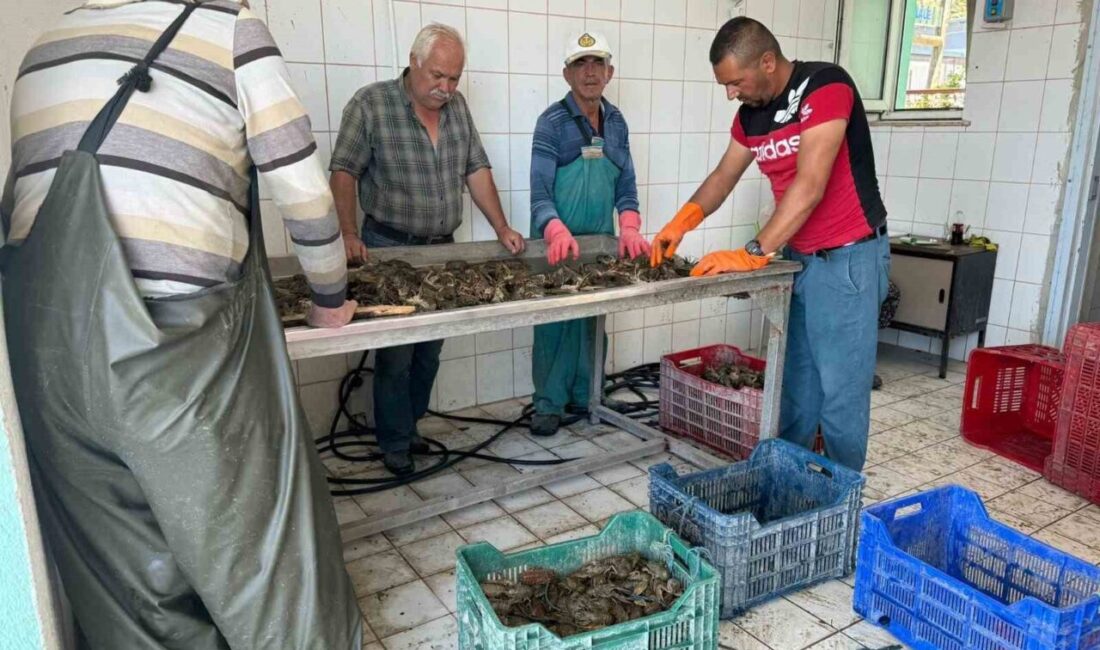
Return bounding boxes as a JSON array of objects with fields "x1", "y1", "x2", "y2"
[
  {"x1": 273, "y1": 254, "x2": 694, "y2": 319},
  {"x1": 702, "y1": 361, "x2": 765, "y2": 390},
  {"x1": 480, "y1": 552, "x2": 684, "y2": 637}
]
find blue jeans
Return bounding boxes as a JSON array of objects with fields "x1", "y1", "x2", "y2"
[
  {"x1": 362, "y1": 228, "x2": 445, "y2": 454},
  {"x1": 779, "y1": 235, "x2": 890, "y2": 471}
]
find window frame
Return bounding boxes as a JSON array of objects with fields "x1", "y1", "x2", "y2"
[{"x1": 839, "y1": 0, "x2": 973, "y2": 121}]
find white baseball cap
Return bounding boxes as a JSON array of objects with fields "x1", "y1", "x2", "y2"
[{"x1": 564, "y1": 31, "x2": 612, "y2": 65}]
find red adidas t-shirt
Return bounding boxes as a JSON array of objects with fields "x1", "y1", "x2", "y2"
[{"x1": 731, "y1": 62, "x2": 886, "y2": 253}]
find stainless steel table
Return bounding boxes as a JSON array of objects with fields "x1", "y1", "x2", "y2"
[{"x1": 274, "y1": 235, "x2": 798, "y2": 543}]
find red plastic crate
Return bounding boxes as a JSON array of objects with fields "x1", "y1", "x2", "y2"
[
  {"x1": 1045, "y1": 323, "x2": 1100, "y2": 503},
  {"x1": 961, "y1": 345, "x2": 1065, "y2": 472},
  {"x1": 659, "y1": 344, "x2": 765, "y2": 461}
]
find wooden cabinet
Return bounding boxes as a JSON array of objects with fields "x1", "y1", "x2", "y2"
[{"x1": 888, "y1": 239, "x2": 998, "y2": 378}]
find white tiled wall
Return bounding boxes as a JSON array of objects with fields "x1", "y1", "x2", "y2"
[
  {"x1": 874, "y1": 0, "x2": 1091, "y2": 360},
  {"x1": 251, "y1": 0, "x2": 837, "y2": 428}
]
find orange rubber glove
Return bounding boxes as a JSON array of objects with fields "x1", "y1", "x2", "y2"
[
  {"x1": 544, "y1": 218, "x2": 579, "y2": 265},
  {"x1": 617, "y1": 210, "x2": 651, "y2": 259},
  {"x1": 650, "y1": 202, "x2": 704, "y2": 267},
  {"x1": 689, "y1": 248, "x2": 772, "y2": 276}
]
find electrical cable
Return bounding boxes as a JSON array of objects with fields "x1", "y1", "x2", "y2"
[{"x1": 316, "y1": 349, "x2": 662, "y2": 496}]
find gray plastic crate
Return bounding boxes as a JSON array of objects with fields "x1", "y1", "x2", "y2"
[{"x1": 649, "y1": 439, "x2": 864, "y2": 617}]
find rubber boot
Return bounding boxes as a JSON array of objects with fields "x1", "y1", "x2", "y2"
[
  {"x1": 383, "y1": 451, "x2": 415, "y2": 476},
  {"x1": 529, "y1": 413, "x2": 561, "y2": 437},
  {"x1": 409, "y1": 433, "x2": 430, "y2": 454}
]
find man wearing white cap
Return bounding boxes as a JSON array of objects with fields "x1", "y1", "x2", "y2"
[{"x1": 528, "y1": 32, "x2": 650, "y2": 436}]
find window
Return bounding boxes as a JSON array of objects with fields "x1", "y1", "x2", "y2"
[{"x1": 840, "y1": 0, "x2": 971, "y2": 118}]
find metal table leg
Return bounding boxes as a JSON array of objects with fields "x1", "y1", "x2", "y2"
[
  {"x1": 589, "y1": 314, "x2": 607, "y2": 425},
  {"x1": 753, "y1": 285, "x2": 792, "y2": 440}
]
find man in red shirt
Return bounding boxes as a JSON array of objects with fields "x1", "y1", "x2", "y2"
[{"x1": 651, "y1": 17, "x2": 890, "y2": 471}]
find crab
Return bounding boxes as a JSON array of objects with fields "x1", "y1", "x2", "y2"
[{"x1": 519, "y1": 568, "x2": 557, "y2": 586}]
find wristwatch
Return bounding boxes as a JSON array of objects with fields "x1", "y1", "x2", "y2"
[{"x1": 745, "y1": 239, "x2": 765, "y2": 257}]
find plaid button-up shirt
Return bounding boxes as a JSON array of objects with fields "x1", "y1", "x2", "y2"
[{"x1": 330, "y1": 69, "x2": 491, "y2": 237}]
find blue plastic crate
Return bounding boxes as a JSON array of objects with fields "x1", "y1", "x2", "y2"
[
  {"x1": 854, "y1": 485, "x2": 1100, "y2": 650},
  {"x1": 648, "y1": 438, "x2": 864, "y2": 617}
]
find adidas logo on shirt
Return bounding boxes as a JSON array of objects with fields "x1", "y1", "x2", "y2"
[
  {"x1": 774, "y1": 78, "x2": 810, "y2": 124},
  {"x1": 750, "y1": 135, "x2": 801, "y2": 162}
]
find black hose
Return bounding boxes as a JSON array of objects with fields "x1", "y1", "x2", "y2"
[{"x1": 316, "y1": 350, "x2": 662, "y2": 496}]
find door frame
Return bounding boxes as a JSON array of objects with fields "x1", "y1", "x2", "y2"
[{"x1": 1045, "y1": 0, "x2": 1100, "y2": 345}]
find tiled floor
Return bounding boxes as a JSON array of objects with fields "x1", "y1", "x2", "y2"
[{"x1": 322, "y1": 344, "x2": 1100, "y2": 650}]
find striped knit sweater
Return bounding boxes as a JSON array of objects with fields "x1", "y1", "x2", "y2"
[{"x1": 2, "y1": 0, "x2": 347, "y2": 306}]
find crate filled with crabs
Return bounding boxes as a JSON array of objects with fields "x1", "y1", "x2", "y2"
[{"x1": 456, "y1": 511, "x2": 719, "y2": 649}]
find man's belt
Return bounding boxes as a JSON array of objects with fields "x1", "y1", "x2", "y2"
[
  {"x1": 363, "y1": 216, "x2": 454, "y2": 245},
  {"x1": 811, "y1": 223, "x2": 888, "y2": 259}
]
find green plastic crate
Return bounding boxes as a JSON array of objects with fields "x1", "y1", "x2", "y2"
[{"x1": 455, "y1": 510, "x2": 720, "y2": 650}]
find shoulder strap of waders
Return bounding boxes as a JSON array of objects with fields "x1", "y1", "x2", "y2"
[
  {"x1": 1, "y1": 169, "x2": 13, "y2": 242},
  {"x1": 559, "y1": 99, "x2": 603, "y2": 147},
  {"x1": 77, "y1": 2, "x2": 199, "y2": 155}
]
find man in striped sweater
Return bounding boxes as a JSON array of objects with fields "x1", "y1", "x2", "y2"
[
  {"x1": 2, "y1": 1, "x2": 362, "y2": 647},
  {"x1": 4, "y1": 0, "x2": 354, "y2": 324}
]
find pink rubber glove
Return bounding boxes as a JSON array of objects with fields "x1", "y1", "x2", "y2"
[
  {"x1": 618, "y1": 210, "x2": 651, "y2": 260},
  {"x1": 307, "y1": 299, "x2": 358, "y2": 328},
  {"x1": 544, "y1": 218, "x2": 579, "y2": 265}
]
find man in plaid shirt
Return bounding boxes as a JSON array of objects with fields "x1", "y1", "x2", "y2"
[{"x1": 330, "y1": 23, "x2": 524, "y2": 476}]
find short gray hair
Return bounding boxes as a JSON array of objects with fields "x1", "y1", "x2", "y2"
[{"x1": 411, "y1": 23, "x2": 465, "y2": 66}]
